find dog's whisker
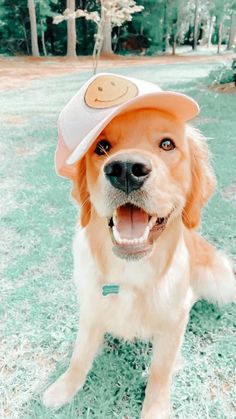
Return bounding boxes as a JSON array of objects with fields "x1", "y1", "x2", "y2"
[{"x1": 98, "y1": 145, "x2": 110, "y2": 158}]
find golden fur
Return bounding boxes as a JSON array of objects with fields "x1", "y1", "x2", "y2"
[{"x1": 43, "y1": 109, "x2": 235, "y2": 418}]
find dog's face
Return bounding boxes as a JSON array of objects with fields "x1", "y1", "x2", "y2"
[{"x1": 72, "y1": 109, "x2": 215, "y2": 260}]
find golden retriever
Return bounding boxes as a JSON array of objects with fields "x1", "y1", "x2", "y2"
[{"x1": 43, "y1": 108, "x2": 235, "y2": 418}]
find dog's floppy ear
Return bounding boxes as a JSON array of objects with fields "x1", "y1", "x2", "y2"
[
  {"x1": 182, "y1": 127, "x2": 216, "y2": 229},
  {"x1": 55, "y1": 134, "x2": 78, "y2": 179},
  {"x1": 55, "y1": 133, "x2": 91, "y2": 227},
  {"x1": 72, "y1": 157, "x2": 91, "y2": 228}
]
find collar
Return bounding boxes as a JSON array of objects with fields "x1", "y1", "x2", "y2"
[{"x1": 102, "y1": 284, "x2": 120, "y2": 296}]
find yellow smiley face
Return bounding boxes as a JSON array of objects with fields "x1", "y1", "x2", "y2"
[{"x1": 84, "y1": 75, "x2": 138, "y2": 109}]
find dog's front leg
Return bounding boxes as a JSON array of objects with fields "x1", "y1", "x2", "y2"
[
  {"x1": 141, "y1": 318, "x2": 188, "y2": 419},
  {"x1": 43, "y1": 315, "x2": 104, "y2": 409}
]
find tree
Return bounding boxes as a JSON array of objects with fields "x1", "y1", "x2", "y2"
[
  {"x1": 0, "y1": 2, "x2": 30, "y2": 55},
  {"x1": 207, "y1": 14, "x2": 215, "y2": 47},
  {"x1": 28, "y1": 0, "x2": 39, "y2": 56},
  {"x1": 162, "y1": 0, "x2": 170, "y2": 52},
  {"x1": 167, "y1": 0, "x2": 189, "y2": 55},
  {"x1": 192, "y1": 0, "x2": 199, "y2": 49},
  {"x1": 210, "y1": 0, "x2": 235, "y2": 54},
  {"x1": 66, "y1": 0, "x2": 76, "y2": 56},
  {"x1": 227, "y1": 11, "x2": 236, "y2": 49},
  {"x1": 1, "y1": 0, "x2": 236, "y2": 57},
  {"x1": 37, "y1": 0, "x2": 59, "y2": 56},
  {"x1": 100, "y1": 0, "x2": 144, "y2": 55},
  {"x1": 54, "y1": 0, "x2": 143, "y2": 66},
  {"x1": 100, "y1": 0, "x2": 113, "y2": 54}
]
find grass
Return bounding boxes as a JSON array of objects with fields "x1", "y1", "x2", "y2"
[{"x1": 0, "y1": 61, "x2": 236, "y2": 419}]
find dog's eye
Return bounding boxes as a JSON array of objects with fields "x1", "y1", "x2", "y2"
[
  {"x1": 159, "y1": 138, "x2": 175, "y2": 151},
  {"x1": 95, "y1": 140, "x2": 112, "y2": 156}
]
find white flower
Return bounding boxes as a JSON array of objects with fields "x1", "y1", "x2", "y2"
[
  {"x1": 53, "y1": 15, "x2": 65, "y2": 24},
  {"x1": 53, "y1": 0, "x2": 144, "y2": 36},
  {"x1": 75, "y1": 9, "x2": 87, "y2": 18}
]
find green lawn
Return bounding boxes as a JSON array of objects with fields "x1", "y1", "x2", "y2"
[{"x1": 1, "y1": 62, "x2": 236, "y2": 419}]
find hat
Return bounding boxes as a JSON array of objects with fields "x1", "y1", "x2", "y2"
[{"x1": 55, "y1": 73, "x2": 199, "y2": 177}]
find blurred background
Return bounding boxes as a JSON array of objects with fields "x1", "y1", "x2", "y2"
[{"x1": 0, "y1": 0, "x2": 236, "y2": 57}]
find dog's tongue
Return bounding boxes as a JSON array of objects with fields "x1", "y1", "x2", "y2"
[{"x1": 116, "y1": 205, "x2": 149, "y2": 239}]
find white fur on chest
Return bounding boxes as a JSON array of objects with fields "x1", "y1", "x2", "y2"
[{"x1": 73, "y1": 228, "x2": 191, "y2": 340}]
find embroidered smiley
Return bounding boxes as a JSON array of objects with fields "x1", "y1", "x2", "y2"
[{"x1": 85, "y1": 75, "x2": 138, "y2": 109}]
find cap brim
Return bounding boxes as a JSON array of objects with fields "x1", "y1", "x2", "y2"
[{"x1": 66, "y1": 91, "x2": 199, "y2": 165}]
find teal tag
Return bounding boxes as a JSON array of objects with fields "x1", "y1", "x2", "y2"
[{"x1": 102, "y1": 284, "x2": 120, "y2": 296}]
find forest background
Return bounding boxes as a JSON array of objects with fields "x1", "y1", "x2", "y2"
[{"x1": 0, "y1": 0, "x2": 236, "y2": 59}]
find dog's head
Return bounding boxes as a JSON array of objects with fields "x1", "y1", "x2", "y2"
[{"x1": 66, "y1": 109, "x2": 215, "y2": 260}]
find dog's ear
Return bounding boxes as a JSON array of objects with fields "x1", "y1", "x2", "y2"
[
  {"x1": 182, "y1": 127, "x2": 216, "y2": 229},
  {"x1": 55, "y1": 134, "x2": 78, "y2": 179},
  {"x1": 55, "y1": 134, "x2": 91, "y2": 227},
  {"x1": 71, "y1": 157, "x2": 91, "y2": 228}
]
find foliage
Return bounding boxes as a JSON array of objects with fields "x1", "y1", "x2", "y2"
[
  {"x1": 0, "y1": 0, "x2": 235, "y2": 55},
  {"x1": 53, "y1": 0, "x2": 143, "y2": 66},
  {"x1": 208, "y1": 63, "x2": 235, "y2": 84}
]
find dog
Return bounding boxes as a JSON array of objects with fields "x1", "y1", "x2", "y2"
[{"x1": 43, "y1": 74, "x2": 235, "y2": 418}]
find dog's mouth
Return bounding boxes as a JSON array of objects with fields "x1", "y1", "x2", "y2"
[{"x1": 108, "y1": 203, "x2": 172, "y2": 260}]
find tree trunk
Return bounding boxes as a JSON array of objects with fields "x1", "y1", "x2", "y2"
[
  {"x1": 81, "y1": 18, "x2": 88, "y2": 54},
  {"x1": 67, "y1": 0, "x2": 76, "y2": 57},
  {"x1": 227, "y1": 14, "x2": 236, "y2": 50},
  {"x1": 81, "y1": 0, "x2": 88, "y2": 54},
  {"x1": 48, "y1": 19, "x2": 55, "y2": 55},
  {"x1": 28, "y1": 0, "x2": 39, "y2": 56},
  {"x1": 172, "y1": 34, "x2": 177, "y2": 55},
  {"x1": 100, "y1": 0, "x2": 113, "y2": 55},
  {"x1": 41, "y1": 19, "x2": 47, "y2": 56},
  {"x1": 193, "y1": 0, "x2": 199, "y2": 50},
  {"x1": 21, "y1": 19, "x2": 30, "y2": 54},
  {"x1": 140, "y1": 23, "x2": 144, "y2": 36},
  {"x1": 162, "y1": 1, "x2": 168, "y2": 52},
  {"x1": 207, "y1": 15, "x2": 214, "y2": 48},
  {"x1": 217, "y1": 20, "x2": 223, "y2": 54},
  {"x1": 101, "y1": 17, "x2": 113, "y2": 55}
]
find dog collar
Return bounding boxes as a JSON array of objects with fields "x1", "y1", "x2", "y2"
[{"x1": 102, "y1": 284, "x2": 120, "y2": 296}]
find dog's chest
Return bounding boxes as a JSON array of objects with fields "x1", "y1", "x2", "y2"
[
  {"x1": 101, "y1": 286, "x2": 160, "y2": 340},
  {"x1": 74, "y1": 229, "x2": 189, "y2": 341},
  {"x1": 100, "y1": 263, "x2": 161, "y2": 340}
]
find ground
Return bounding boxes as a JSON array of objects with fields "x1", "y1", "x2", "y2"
[
  {"x1": 0, "y1": 54, "x2": 236, "y2": 419},
  {"x1": 0, "y1": 49, "x2": 235, "y2": 90}
]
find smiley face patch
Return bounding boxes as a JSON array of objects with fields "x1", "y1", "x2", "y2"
[{"x1": 84, "y1": 75, "x2": 138, "y2": 109}]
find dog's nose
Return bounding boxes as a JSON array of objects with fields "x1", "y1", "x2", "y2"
[{"x1": 104, "y1": 160, "x2": 151, "y2": 194}]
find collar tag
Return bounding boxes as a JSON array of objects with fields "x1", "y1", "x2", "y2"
[{"x1": 102, "y1": 284, "x2": 120, "y2": 296}]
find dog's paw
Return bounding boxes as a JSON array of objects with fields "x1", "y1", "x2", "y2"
[
  {"x1": 141, "y1": 403, "x2": 170, "y2": 419},
  {"x1": 43, "y1": 371, "x2": 81, "y2": 409}
]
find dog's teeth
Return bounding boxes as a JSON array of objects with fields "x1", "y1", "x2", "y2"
[
  {"x1": 113, "y1": 225, "x2": 150, "y2": 246},
  {"x1": 113, "y1": 210, "x2": 117, "y2": 226},
  {"x1": 112, "y1": 226, "x2": 122, "y2": 244},
  {"x1": 143, "y1": 226, "x2": 150, "y2": 241}
]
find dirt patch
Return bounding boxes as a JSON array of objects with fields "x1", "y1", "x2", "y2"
[
  {"x1": 210, "y1": 82, "x2": 236, "y2": 93},
  {"x1": 3, "y1": 114, "x2": 27, "y2": 124},
  {"x1": 0, "y1": 54, "x2": 235, "y2": 91}
]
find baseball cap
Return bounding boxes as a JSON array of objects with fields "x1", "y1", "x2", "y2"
[{"x1": 55, "y1": 72, "x2": 199, "y2": 177}]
